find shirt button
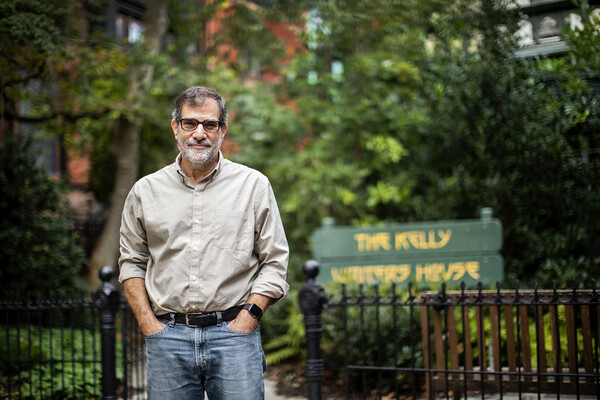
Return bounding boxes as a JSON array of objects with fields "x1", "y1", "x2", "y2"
[
  {"x1": 193, "y1": 246, "x2": 198, "y2": 251},
  {"x1": 191, "y1": 275, "x2": 197, "y2": 281},
  {"x1": 194, "y1": 219, "x2": 200, "y2": 224}
]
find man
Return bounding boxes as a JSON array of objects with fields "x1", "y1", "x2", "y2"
[{"x1": 118, "y1": 86, "x2": 289, "y2": 399}]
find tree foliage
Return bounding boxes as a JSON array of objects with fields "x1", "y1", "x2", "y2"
[
  {"x1": 411, "y1": 0, "x2": 600, "y2": 284},
  {"x1": 232, "y1": 0, "x2": 600, "y2": 287},
  {"x1": 3, "y1": 0, "x2": 599, "y2": 283},
  {"x1": 1, "y1": 0, "x2": 299, "y2": 286},
  {"x1": 0, "y1": 133, "x2": 86, "y2": 293}
]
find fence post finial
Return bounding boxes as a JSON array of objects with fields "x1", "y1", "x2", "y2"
[
  {"x1": 298, "y1": 260, "x2": 326, "y2": 400},
  {"x1": 94, "y1": 266, "x2": 120, "y2": 400}
]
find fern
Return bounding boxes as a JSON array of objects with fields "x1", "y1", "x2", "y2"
[{"x1": 263, "y1": 289, "x2": 306, "y2": 366}]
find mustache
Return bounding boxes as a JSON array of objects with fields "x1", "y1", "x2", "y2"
[{"x1": 185, "y1": 138, "x2": 213, "y2": 147}]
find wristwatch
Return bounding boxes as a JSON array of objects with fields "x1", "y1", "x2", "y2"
[{"x1": 242, "y1": 303, "x2": 263, "y2": 320}]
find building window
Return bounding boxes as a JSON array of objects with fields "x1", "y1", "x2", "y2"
[{"x1": 115, "y1": 14, "x2": 144, "y2": 43}]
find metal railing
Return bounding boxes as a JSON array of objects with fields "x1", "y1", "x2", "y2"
[
  {"x1": 298, "y1": 260, "x2": 600, "y2": 400},
  {"x1": 0, "y1": 266, "x2": 146, "y2": 400},
  {"x1": 3, "y1": 260, "x2": 599, "y2": 400}
]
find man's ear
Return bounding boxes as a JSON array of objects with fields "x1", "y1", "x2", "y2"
[
  {"x1": 221, "y1": 123, "x2": 228, "y2": 138},
  {"x1": 171, "y1": 119, "x2": 178, "y2": 139}
]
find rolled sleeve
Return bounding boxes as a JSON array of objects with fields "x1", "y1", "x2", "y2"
[{"x1": 118, "y1": 185, "x2": 149, "y2": 283}]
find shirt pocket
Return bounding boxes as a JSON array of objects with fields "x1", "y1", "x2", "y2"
[{"x1": 211, "y1": 211, "x2": 253, "y2": 251}]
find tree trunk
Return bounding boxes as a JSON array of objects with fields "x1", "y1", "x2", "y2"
[{"x1": 87, "y1": 0, "x2": 168, "y2": 288}]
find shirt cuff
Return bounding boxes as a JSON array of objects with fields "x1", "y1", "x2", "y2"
[
  {"x1": 251, "y1": 275, "x2": 290, "y2": 305},
  {"x1": 118, "y1": 265, "x2": 147, "y2": 284}
]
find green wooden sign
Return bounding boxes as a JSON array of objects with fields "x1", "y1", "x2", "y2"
[
  {"x1": 311, "y1": 212, "x2": 503, "y2": 288},
  {"x1": 312, "y1": 219, "x2": 502, "y2": 259},
  {"x1": 317, "y1": 255, "x2": 504, "y2": 287}
]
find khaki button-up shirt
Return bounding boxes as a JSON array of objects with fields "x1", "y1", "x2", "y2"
[{"x1": 118, "y1": 154, "x2": 290, "y2": 316}]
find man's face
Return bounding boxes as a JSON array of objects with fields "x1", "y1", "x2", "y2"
[{"x1": 171, "y1": 101, "x2": 227, "y2": 169}]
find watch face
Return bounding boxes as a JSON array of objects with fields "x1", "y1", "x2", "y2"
[{"x1": 245, "y1": 304, "x2": 263, "y2": 319}]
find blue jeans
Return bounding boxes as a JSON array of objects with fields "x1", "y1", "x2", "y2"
[{"x1": 145, "y1": 317, "x2": 266, "y2": 400}]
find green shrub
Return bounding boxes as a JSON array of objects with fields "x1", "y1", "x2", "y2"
[
  {"x1": 321, "y1": 283, "x2": 424, "y2": 395},
  {"x1": 0, "y1": 326, "x2": 105, "y2": 400},
  {"x1": 533, "y1": 258, "x2": 600, "y2": 288},
  {"x1": 262, "y1": 291, "x2": 306, "y2": 366},
  {"x1": 0, "y1": 132, "x2": 86, "y2": 294}
]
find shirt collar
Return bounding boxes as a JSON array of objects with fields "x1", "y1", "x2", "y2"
[{"x1": 175, "y1": 152, "x2": 224, "y2": 186}]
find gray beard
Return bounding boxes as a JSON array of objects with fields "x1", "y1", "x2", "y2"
[{"x1": 177, "y1": 134, "x2": 223, "y2": 168}]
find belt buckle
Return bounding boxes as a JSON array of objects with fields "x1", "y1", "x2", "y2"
[{"x1": 185, "y1": 312, "x2": 203, "y2": 327}]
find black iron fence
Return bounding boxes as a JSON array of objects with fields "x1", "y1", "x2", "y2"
[
  {"x1": 3, "y1": 261, "x2": 599, "y2": 400},
  {"x1": 299, "y1": 260, "x2": 600, "y2": 400},
  {"x1": 0, "y1": 267, "x2": 145, "y2": 400}
]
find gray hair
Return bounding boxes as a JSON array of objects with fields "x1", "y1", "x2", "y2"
[{"x1": 171, "y1": 86, "x2": 228, "y2": 124}]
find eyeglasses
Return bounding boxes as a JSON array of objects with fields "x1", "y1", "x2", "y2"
[{"x1": 178, "y1": 118, "x2": 223, "y2": 133}]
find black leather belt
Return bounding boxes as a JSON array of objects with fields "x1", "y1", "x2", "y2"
[{"x1": 168, "y1": 306, "x2": 244, "y2": 327}]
